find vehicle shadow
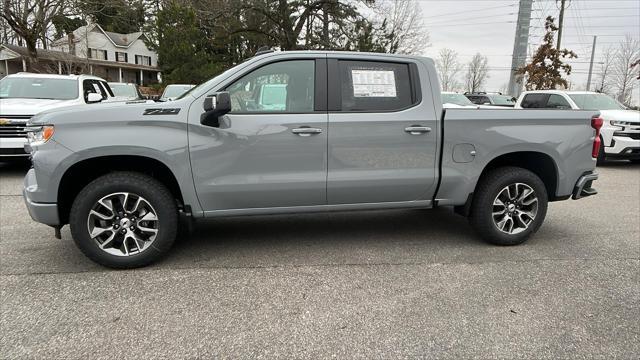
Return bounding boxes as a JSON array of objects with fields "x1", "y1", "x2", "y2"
[
  {"x1": 164, "y1": 207, "x2": 481, "y2": 268},
  {"x1": 597, "y1": 160, "x2": 640, "y2": 168}
]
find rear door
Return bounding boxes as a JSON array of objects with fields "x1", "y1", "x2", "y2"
[{"x1": 326, "y1": 57, "x2": 439, "y2": 204}]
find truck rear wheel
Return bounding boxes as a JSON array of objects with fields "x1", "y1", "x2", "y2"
[
  {"x1": 69, "y1": 172, "x2": 178, "y2": 268},
  {"x1": 469, "y1": 167, "x2": 548, "y2": 246}
]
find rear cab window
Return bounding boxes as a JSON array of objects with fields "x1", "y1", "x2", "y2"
[
  {"x1": 546, "y1": 94, "x2": 572, "y2": 109},
  {"x1": 467, "y1": 95, "x2": 490, "y2": 105}
]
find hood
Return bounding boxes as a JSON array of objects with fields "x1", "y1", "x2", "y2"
[
  {"x1": 599, "y1": 109, "x2": 640, "y2": 123},
  {"x1": 28, "y1": 98, "x2": 185, "y2": 126},
  {"x1": 0, "y1": 98, "x2": 78, "y2": 116}
]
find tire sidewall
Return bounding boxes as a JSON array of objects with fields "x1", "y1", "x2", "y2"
[
  {"x1": 472, "y1": 168, "x2": 548, "y2": 246},
  {"x1": 69, "y1": 174, "x2": 177, "y2": 268}
]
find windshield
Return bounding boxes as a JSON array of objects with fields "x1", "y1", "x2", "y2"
[
  {"x1": 109, "y1": 83, "x2": 137, "y2": 98},
  {"x1": 0, "y1": 77, "x2": 78, "y2": 100},
  {"x1": 568, "y1": 93, "x2": 624, "y2": 110},
  {"x1": 489, "y1": 94, "x2": 516, "y2": 106},
  {"x1": 441, "y1": 93, "x2": 474, "y2": 106},
  {"x1": 163, "y1": 85, "x2": 194, "y2": 98}
]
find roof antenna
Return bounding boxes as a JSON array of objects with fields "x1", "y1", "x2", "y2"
[{"x1": 254, "y1": 46, "x2": 275, "y2": 57}]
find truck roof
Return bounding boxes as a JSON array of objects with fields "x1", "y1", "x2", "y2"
[
  {"x1": 5, "y1": 72, "x2": 106, "y2": 81},
  {"x1": 520, "y1": 90, "x2": 601, "y2": 95},
  {"x1": 254, "y1": 50, "x2": 431, "y2": 62}
]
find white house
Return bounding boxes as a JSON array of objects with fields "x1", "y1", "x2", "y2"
[{"x1": 0, "y1": 23, "x2": 160, "y2": 85}]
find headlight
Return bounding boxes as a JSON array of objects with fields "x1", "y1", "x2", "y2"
[
  {"x1": 610, "y1": 120, "x2": 631, "y2": 127},
  {"x1": 26, "y1": 125, "x2": 55, "y2": 146}
]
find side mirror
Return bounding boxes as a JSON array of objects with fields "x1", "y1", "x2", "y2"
[
  {"x1": 201, "y1": 91, "x2": 231, "y2": 127},
  {"x1": 87, "y1": 92, "x2": 103, "y2": 103}
]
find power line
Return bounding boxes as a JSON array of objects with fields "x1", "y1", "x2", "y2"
[
  {"x1": 422, "y1": 12, "x2": 519, "y2": 26},
  {"x1": 534, "y1": 7, "x2": 640, "y2": 11},
  {"x1": 423, "y1": 21, "x2": 516, "y2": 27},
  {"x1": 421, "y1": 3, "x2": 517, "y2": 20}
]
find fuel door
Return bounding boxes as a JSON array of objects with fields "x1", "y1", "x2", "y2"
[{"x1": 453, "y1": 143, "x2": 476, "y2": 163}]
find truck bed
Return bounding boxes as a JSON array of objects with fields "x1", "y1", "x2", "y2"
[{"x1": 435, "y1": 108, "x2": 599, "y2": 205}]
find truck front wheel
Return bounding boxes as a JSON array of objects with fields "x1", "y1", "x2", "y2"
[
  {"x1": 469, "y1": 167, "x2": 548, "y2": 246},
  {"x1": 69, "y1": 172, "x2": 178, "y2": 268}
]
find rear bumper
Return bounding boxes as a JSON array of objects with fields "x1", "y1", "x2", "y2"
[
  {"x1": 23, "y1": 169, "x2": 60, "y2": 226},
  {"x1": 572, "y1": 173, "x2": 598, "y2": 200}
]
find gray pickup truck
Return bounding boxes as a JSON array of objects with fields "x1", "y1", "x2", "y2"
[{"x1": 23, "y1": 51, "x2": 601, "y2": 268}]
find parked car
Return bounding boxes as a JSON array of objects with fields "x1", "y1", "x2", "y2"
[
  {"x1": 159, "y1": 84, "x2": 195, "y2": 101},
  {"x1": 442, "y1": 92, "x2": 509, "y2": 109},
  {"x1": 465, "y1": 92, "x2": 517, "y2": 107},
  {"x1": 0, "y1": 73, "x2": 115, "y2": 158},
  {"x1": 23, "y1": 51, "x2": 600, "y2": 268},
  {"x1": 108, "y1": 82, "x2": 143, "y2": 101},
  {"x1": 515, "y1": 90, "x2": 640, "y2": 163}
]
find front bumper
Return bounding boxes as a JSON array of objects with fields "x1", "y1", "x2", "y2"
[
  {"x1": 23, "y1": 169, "x2": 60, "y2": 226},
  {"x1": 572, "y1": 173, "x2": 598, "y2": 200},
  {"x1": 0, "y1": 137, "x2": 29, "y2": 157},
  {"x1": 605, "y1": 135, "x2": 640, "y2": 159}
]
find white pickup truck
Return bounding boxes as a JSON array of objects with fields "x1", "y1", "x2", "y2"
[
  {"x1": 0, "y1": 73, "x2": 115, "y2": 158},
  {"x1": 515, "y1": 90, "x2": 640, "y2": 163}
]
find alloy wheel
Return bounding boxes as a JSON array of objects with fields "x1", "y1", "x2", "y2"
[
  {"x1": 86, "y1": 192, "x2": 159, "y2": 256},
  {"x1": 492, "y1": 183, "x2": 539, "y2": 235}
]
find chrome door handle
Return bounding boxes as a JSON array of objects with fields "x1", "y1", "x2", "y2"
[
  {"x1": 404, "y1": 126, "x2": 431, "y2": 135},
  {"x1": 292, "y1": 127, "x2": 323, "y2": 136}
]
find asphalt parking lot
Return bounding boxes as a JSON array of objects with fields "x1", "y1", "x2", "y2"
[{"x1": 1, "y1": 160, "x2": 638, "y2": 359}]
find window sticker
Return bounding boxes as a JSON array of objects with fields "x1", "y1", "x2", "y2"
[{"x1": 351, "y1": 70, "x2": 397, "y2": 97}]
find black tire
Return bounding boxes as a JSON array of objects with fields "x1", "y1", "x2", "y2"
[
  {"x1": 469, "y1": 167, "x2": 548, "y2": 246},
  {"x1": 69, "y1": 172, "x2": 178, "y2": 268},
  {"x1": 596, "y1": 136, "x2": 606, "y2": 165},
  {"x1": 630, "y1": 159, "x2": 640, "y2": 164}
]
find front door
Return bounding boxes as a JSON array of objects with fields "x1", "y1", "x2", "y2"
[
  {"x1": 327, "y1": 58, "x2": 439, "y2": 205},
  {"x1": 188, "y1": 58, "x2": 328, "y2": 212}
]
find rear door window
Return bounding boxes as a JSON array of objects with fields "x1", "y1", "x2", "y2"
[
  {"x1": 337, "y1": 60, "x2": 414, "y2": 112},
  {"x1": 520, "y1": 94, "x2": 550, "y2": 108}
]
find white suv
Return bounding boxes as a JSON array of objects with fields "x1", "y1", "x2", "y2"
[
  {"x1": 0, "y1": 73, "x2": 115, "y2": 158},
  {"x1": 515, "y1": 90, "x2": 640, "y2": 163}
]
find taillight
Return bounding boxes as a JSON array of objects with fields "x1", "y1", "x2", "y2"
[{"x1": 591, "y1": 116, "x2": 603, "y2": 158}]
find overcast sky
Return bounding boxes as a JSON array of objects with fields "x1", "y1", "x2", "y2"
[{"x1": 416, "y1": 0, "x2": 640, "y2": 100}]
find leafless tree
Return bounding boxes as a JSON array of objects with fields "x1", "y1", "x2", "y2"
[
  {"x1": 611, "y1": 34, "x2": 640, "y2": 105},
  {"x1": 435, "y1": 48, "x2": 461, "y2": 91},
  {"x1": 594, "y1": 45, "x2": 614, "y2": 94},
  {"x1": 465, "y1": 53, "x2": 489, "y2": 93},
  {"x1": 1, "y1": 0, "x2": 69, "y2": 68},
  {"x1": 369, "y1": 0, "x2": 429, "y2": 54}
]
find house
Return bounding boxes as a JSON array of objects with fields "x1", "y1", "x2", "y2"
[{"x1": 0, "y1": 23, "x2": 160, "y2": 85}]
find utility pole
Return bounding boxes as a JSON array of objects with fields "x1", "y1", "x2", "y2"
[
  {"x1": 586, "y1": 35, "x2": 597, "y2": 91},
  {"x1": 556, "y1": 0, "x2": 568, "y2": 49},
  {"x1": 508, "y1": 0, "x2": 534, "y2": 98}
]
